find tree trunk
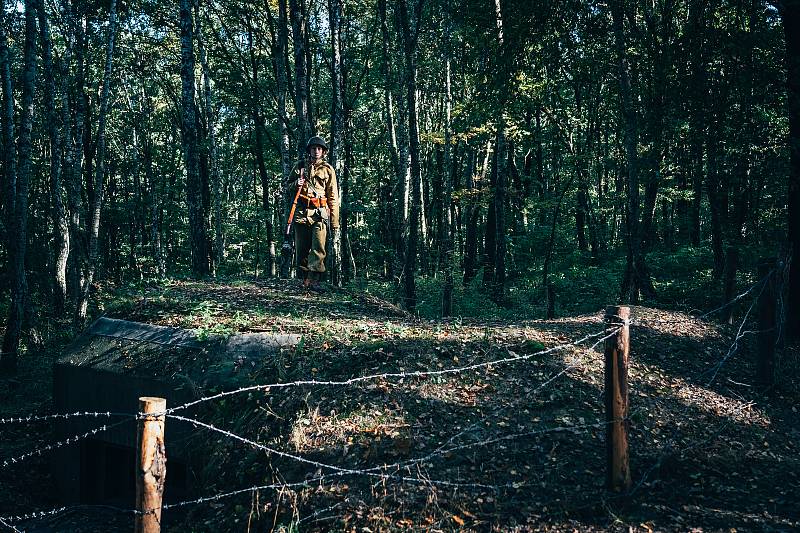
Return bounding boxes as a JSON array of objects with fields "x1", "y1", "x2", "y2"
[
  {"x1": 179, "y1": 0, "x2": 209, "y2": 278},
  {"x1": 398, "y1": 0, "x2": 423, "y2": 311},
  {"x1": 463, "y1": 148, "x2": 479, "y2": 285},
  {"x1": 482, "y1": 159, "x2": 496, "y2": 288},
  {"x1": 39, "y1": 0, "x2": 69, "y2": 314},
  {"x1": 67, "y1": 13, "x2": 87, "y2": 302},
  {"x1": 707, "y1": 142, "x2": 725, "y2": 278},
  {"x1": 441, "y1": 6, "x2": 454, "y2": 316},
  {"x1": 273, "y1": 0, "x2": 292, "y2": 185},
  {"x1": 264, "y1": 0, "x2": 291, "y2": 277},
  {"x1": 245, "y1": 27, "x2": 277, "y2": 277},
  {"x1": 489, "y1": 0, "x2": 507, "y2": 303},
  {"x1": 2, "y1": 0, "x2": 37, "y2": 372},
  {"x1": 0, "y1": 8, "x2": 16, "y2": 253},
  {"x1": 535, "y1": 106, "x2": 545, "y2": 196},
  {"x1": 493, "y1": 125, "x2": 507, "y2": 303},
  {"x1": 75, "y1": 0, "x2": 118, "y2": 328},
  {"x1": 328, "y1": 0, "x2": 344, "y2": 287},
  {"x1": 145, "y1": 119, "x2": 164, "y2": 277},
  {"x1": 378, "y1": 0, "x2": 404, "y2": 282},
  {"x1": 542, "y1": 177, "x2": 574, "y2": 290},
  {"x1": 195, "y1": 3, "x2": 224, "y2": 273},
  {"x1": 289, "y1": 0, "x2": 311, "y2": 157},
  {"x1": 640, "y1": 2, "x2": 672, "y2": 251},
  {"x1": 612, "y1": 0, "x2": 654, "y2": 303},
  {"x1": 576, "y1": 185, "x2": 589, "y2": 252},
  {"x1": 783, "y1": 0, "x2": 800, "y2": 338},
  {"x1": 688, "y1": 0, "x2": 707, "y2": 246},
  {"x1": 342, "y1": 106, "x2": 356, "y2": 281}
]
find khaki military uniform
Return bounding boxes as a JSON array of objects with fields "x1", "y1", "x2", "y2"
[{"x1": 288, "y1": 159, "x2": 339, "y2": 273}]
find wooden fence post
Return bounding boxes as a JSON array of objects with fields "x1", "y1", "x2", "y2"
[
  {"x1": 136, "y1": 397, "x2": 167, "y2": 533},
  {"x1": 605, "y1": 306, "x2": 631, "y2": 492},
  {"x1": 756, "y1": 260, "x2": 777, "y2": 389}
]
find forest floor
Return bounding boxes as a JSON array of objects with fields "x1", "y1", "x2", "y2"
[{"x1": 1, "y1": 277, "x2": 799, "y2": 532}]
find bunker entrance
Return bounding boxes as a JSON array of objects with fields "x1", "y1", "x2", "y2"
[
  {"x1": 79, "y1": 439, "x2": 189, "y2": 506},
  {"x1": 53, "y1": 317, "x2": 299, "y2": 505}
]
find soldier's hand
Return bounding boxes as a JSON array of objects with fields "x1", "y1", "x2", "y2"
[{"x1": 297, "y1": 176, "x2": 305, "y2": 188}]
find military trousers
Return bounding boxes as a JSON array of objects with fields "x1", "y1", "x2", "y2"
[{"x1": 295, "y1": 221, "x2": 327, "y2": 273}]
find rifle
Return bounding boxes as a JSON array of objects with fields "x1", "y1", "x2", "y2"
[{"x1": 285, "y1": 167, "x2": 305, "y2": 236}]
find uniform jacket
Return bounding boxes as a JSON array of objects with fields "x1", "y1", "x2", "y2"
[{"x1": 288, "y1": 159, "x2": 340, "y2": 229}]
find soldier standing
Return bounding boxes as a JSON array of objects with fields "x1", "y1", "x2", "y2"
[{"x1": 287, "y1": 136, "x2": 339, "y2": 292}]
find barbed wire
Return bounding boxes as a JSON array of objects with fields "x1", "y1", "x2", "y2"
[
  {"x1": 2, "y1": 267, "x2": 788, "y2": 530},
  {"x1": 694, "y1": 270, "x2": 773, "y2": 319},
  {"x1": 7, "y1": 304, "x2": 744, "y2": 530},
  {"x1": 139, "y1": 411, "x2": 630, "y2": 519},
  {"x1": 166, "y1": 414, "x2": 502, "y2": 491},
  {"x1": 1, "y1": 419, "x2": 132, "y2": 469},
  {"x1": 161, "y1": 478, "x2": 315, "y2": 510},
  {"x1": 0, "y1": 323, "x2": 619, "y2": 529},
  {"x1": 148, "y1": 326, "x2": 623, "y2": 515},
  {"x1": 702, "y1": 275, "x2": 769, "y2": 385},
  {"x1": 1, "y1": 506, "x2": 69, "y2": 525},
  {"x1": 390, "y1": 329, "x2": 617, "y2": 469},
  {"x1": 297, "y1": 501, "x2": 348, "y2": 525},
  {"x1": 364, "y1": 417, "x2": 616, "y2": 482},
  {"x1": 0, "y1": 503, "x2": 139, "y2": 529},
  {"x1": 628, "y1": 399, "x2": 755, "y2": 496},
  {"x1": 152, "y1": 333, "x2": 622, "y2": 516},
  {"x1": 0, "y1": 516, "x2": 22, "y2": 533},
  {"x1": 163, "y1": 326, "x2": 620, "y2": 415},
  {"x1": 10, "y1": 325, "x2": 614, "y2": 431},
  {"x1": 0, "y1": 411, "x2": 136, "y2": 426},
  {"x1": 158, "y1": 325, "x2": 624, "y2": 513}
]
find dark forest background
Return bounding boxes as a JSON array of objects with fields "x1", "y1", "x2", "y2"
[{"x1": 1, "y1": 0, "x2": 799, "y2": 372}]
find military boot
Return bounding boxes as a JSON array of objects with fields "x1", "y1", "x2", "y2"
[{"x1": 308, "y1": 271, "x2": 327, "y2": 294}]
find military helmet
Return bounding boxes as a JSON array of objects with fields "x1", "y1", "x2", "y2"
[{"x1": 306, "y1": 135, "x2": 328, "y2": 152}]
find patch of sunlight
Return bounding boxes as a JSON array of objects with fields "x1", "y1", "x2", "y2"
[
  {"x1": 289, "y1": 405, "x2": 410, "y2": 453},
  {"x1": 672, "y1": 381, "x2": 770, "y2": 426}
]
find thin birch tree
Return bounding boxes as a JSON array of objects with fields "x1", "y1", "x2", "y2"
[{"x1": 74, "y1": 0, "x2": 118, "y2": 328}]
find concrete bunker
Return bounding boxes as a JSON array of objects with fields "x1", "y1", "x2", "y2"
[{"x1": 53, "y1": 317, "x2": 300, "y2": 506}]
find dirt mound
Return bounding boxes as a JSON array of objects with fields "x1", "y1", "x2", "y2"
[{"x1": 2, "y1": 282, "x2": 799, "y2": 531}]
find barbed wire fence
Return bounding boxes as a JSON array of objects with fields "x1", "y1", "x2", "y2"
[
  {"x1": 0, "y1": 324, "x2": 621, "y2": 530},
  {"x1": 0, "y1": 267, "x2": 790, "y2": 531}
]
